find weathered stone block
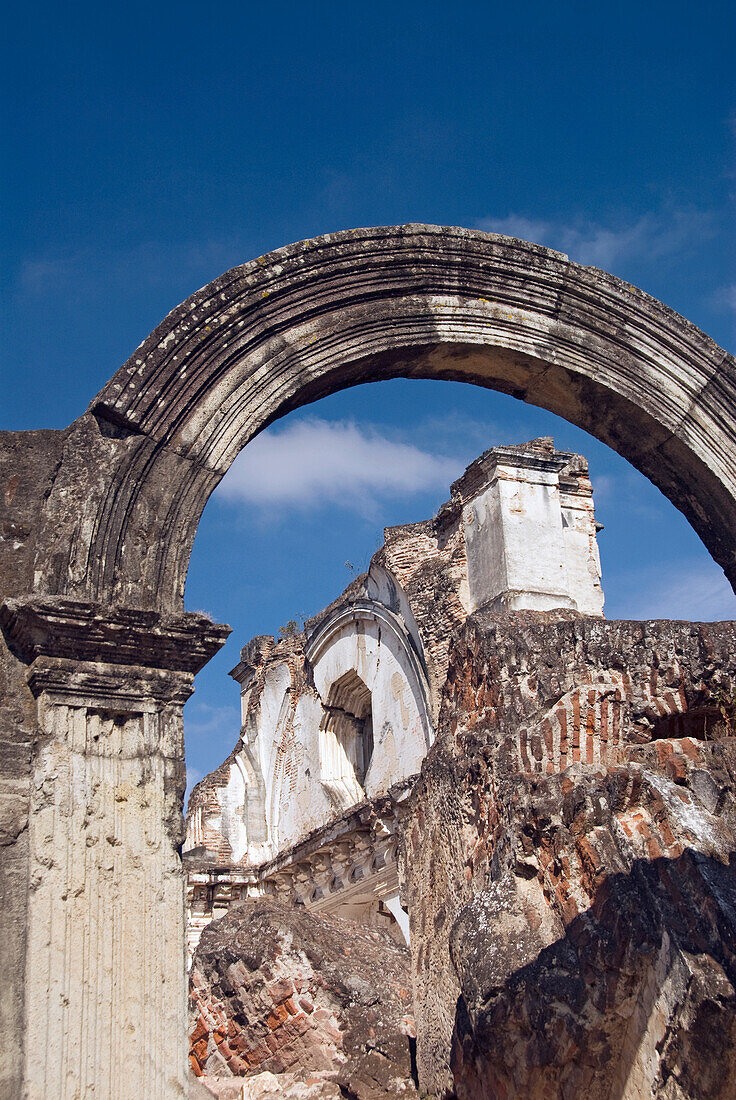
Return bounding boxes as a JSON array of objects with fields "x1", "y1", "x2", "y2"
[
  {"x1": 189, "y1": 897, "x2": 417, "y2": 1097},
  {"x1": 400, "y1": 611, "x2": 736, "y2": 1098}
]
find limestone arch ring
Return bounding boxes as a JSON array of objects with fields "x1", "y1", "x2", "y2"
[{"x1": 42, "y1": 223, "x2": 736, "y2": 610}]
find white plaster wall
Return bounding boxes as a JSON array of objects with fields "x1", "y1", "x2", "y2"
[
  {"x1": 463, "y1": 477, "x2": 508, "y2": 610},
  {"x1": 222, "y1": 758, "x2": 248, "y2": 863},
  {"x1": 251, "y1": 661, "x2": 291, "y2": 796},
  {"x1": 465, "y1": 467, "x2": 571, "y2": 610},
  {"x1": 268, "y1": 693, "x2": 333, "y2": 848},
  {"x1": 216, "y1": 587, "x2": 434, "y2": 861},
  {"x1": 311, "y1": 617, "x2": 430, "y2": 799},
  {"x1": 560, "y1": 493, "x2": 604, "y2": 616}
]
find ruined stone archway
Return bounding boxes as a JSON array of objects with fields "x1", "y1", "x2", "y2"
[
  {"x1": 34, "y1": 224, "x2": 736, "y2": 612},
  {"x1": 2, "y1": 224, "x2": 736, "y2": 1100}
]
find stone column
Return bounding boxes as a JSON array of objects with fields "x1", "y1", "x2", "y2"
[{"x1": 0, "y1": 598, "x2": 229, "y2": 1100}]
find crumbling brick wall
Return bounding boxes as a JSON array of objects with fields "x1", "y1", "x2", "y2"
[
  {"x1": 399, "y1": 612, "x2": 736, "y2": 1098},
  {"x1": 189, "y1": 898, "x2": 417, "y2": 1097},
  {"x1": 376, "y1": 517, "x2": 469, "y2": 722}
]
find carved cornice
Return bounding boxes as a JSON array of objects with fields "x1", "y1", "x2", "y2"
[
  {"x1": 0, "y1": 596, "x2": 230, "y2": 673},
  {"x1": 27, "y1": 656, "x2": 195, "y2": 707},
  {"x1": 254, "y1": 776, "x2": 416, "y2": 883},
  {"x1": 451, "y1": 444, "x2": 571, "y2": 506},
  {"x1": 558, "y1": 475, "x2": 594, "y2": 498},
  {"x1": 186, "y1": 781, "x2": 416, "y2": 939}
]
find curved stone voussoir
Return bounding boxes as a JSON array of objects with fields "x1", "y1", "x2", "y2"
[{"x1": 24, "y1": 223, "x2": 735, "y2": 611}]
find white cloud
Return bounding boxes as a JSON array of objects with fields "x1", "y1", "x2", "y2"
[
  {"x1": 184, "y1": 701, "x2": 240, "y2": 740},
  {"x1": 217, "y1": 418, "x2": 463, "y2": 514},
  {"x1": 477, "y1": 215, "x2": 553, "y2": 248},
  {"x1": 16, "y1": 236, "x2": 259, "y2": 297},
  {"x1": 607, "y1": 563, "x2": 736, "y2": 622},
  {"x1": 714, "y1": 284, "x2": 736, "y2": 312},
  {"x1": 184, "y1": 767, "x2": 203, "y2": 809},
  {"x1": 476, "y1": 208, "x2": 712, "y2": 271},
  {"x1": 19, "y1": 257, "x2": 75, "y2": 293}
]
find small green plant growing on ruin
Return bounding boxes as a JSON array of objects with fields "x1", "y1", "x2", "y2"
[
  {"x1": 278, "y1": 619, "x2": 300, "y2": 639},
  {"x1": 711, "y1": 685, "x2": 736, "y2": 737}
]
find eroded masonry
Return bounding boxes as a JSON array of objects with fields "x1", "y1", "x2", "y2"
[
  {"x1": 3, "y1": 225, "x2": 736, "y2": 1100},
  {"x1": 185, "y1": 436, "x2": 604, "y2": 956}
]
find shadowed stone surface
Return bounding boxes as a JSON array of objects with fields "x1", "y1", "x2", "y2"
[
  {"x1": 400, "y1": 612, "x2": 736, "y2": 1098},
  {"x1": 189, "y1": 897, "x2": 417, "y2": 1097}
]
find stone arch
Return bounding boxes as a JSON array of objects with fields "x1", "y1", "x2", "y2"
[
  {"x1": 34, "y1": 224, "x2": 736, "y2": 614},
  {"x1": 3, "y1": 223, "x2": 736, "y2": 1100}
]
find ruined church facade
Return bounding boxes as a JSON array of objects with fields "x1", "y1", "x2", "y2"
[
  {"x1": 7, "y1": 225, "x2": 736, "y2": 1099},
  {"x1": 185, "y1": 436, "x2": 605, "y2": 949}
]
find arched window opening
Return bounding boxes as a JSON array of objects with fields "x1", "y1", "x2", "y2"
[{"x1": 320, "y1": 670, "x2": 374, "y2": 809}]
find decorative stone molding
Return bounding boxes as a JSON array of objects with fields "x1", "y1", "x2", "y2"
[
  {"x1": 185, "y1": 781, "x2": 414, "y2": 955},
  {"x1": 26, "y1": 656, "x2": 194, "y2": 708},
  {"x1": 186, "y1": 867, "x2": 259, "y2": 959},
  {"x1": 0, "y1": 596, "x2": 230, "y2": 672}
]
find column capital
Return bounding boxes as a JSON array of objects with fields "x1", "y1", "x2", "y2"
[
  {"x1": 0, "y1": 596, "x2": 230, "y2": 672},
  {"x1": 26, "y1": 656, "x2": 195, "y2": 708}
]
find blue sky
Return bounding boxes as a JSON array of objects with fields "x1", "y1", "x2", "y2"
[{"x1": 2, "y1": 1, "x2": 735, "y2": 791}]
